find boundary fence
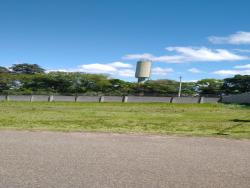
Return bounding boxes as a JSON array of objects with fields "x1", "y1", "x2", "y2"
[
  {"x1": 0, "y1": 95, "x2": 221, "y2": 104},
  {"x1": 221, "y1": 92, "x2": 250, "y2": 104}
]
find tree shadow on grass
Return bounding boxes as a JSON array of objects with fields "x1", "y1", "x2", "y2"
[
  {"x1": 231, "y1": 119, "x2": 250, "y2": 123},
  {"x1": 214, "y1": 119, "x2": 250, "y2": 136}
]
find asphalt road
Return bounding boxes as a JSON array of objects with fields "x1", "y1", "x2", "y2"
[{"x1": 0, "y1": 131, "x2": 249, "y2": 188}]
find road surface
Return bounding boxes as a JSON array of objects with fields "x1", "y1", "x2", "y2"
[{"x1": 0, "y1": 131, "x2": 249, "y2": 188}]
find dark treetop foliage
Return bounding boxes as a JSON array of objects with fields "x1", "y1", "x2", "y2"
[
  {"x1": 10, "y1": 63, "x2": 45, "y2": 74},
  {"x1": 195, "y1": 79, "x2": 224, "y2": 96},
  {"x1": 222, "y1": 75, "x2": 250, "y2": 94}
]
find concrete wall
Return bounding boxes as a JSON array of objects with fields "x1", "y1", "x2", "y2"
[
  {"x1": 32, "y1": 95, "x2": 49, "y2": 102},
  {"x1": 203, "y1": 97, "x2": 220, "y2": 103},
  {"x1": 127, "y1": 96, "x2": 172, "y2": 103},
  {"x1": 0, "y1": 96, "x2": 6, "y2": 101},
  {"x1": 172, "y1": 97, "x2": 200, "y2": 104},
  {"x1": 53, "y1": 96, "x2": 76, "y2": 102},
  {"x1": 222, "y1": 93, "x2": 250, "y2": 104},
  {"x1": 0, "y1": 95, "x2": 220, "y2": 104},
  {"x1": 8, "y1": 95, "x2": 31, "y2": 101},
  {"x1": 76, "y1": 96, "x2": 100, "y2": 102},
  {"x1": 104, "y1": 96, "x2": 123, "y2": 102}
]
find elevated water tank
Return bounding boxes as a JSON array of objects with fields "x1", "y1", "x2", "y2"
[{"x1": 135, "y1": 60, "x2": 152, "y2": 83}]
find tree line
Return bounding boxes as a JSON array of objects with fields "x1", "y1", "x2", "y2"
[{"x1": 0, "y1": 63, "x2": 250, "y2": 96}]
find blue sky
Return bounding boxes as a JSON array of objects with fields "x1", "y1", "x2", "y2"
[{"x1": 1, "y1": 0, "x2": 250, "y2": 82}]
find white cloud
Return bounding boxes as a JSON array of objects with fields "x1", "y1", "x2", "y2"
[
  {"x1": 208, "y1": 31, "x2": 250, "y2": 44},
  {"x1": 233, "y1": 49, "x2": 250, "y2": 53},
  {"x1": 234, "y1": 64, "x2": 250, "y2": 69},
  {"x1": 48, "y1": 62, "x2": 134, "y2": 77},
  {"x1": 166, "y1": 46, "x2": 247, "y2": 62},
  {"x1": 117, "y1": 69, "x2": 135, "y2": 77},
  {"x1": 123, "y1": 46, "x2": 247, "y2": 63},
  {"x1": 188, "y1": 68, "x2": 202, "y2": 73},
  {"x1": 213, "y1": 62, "x2": 250, "y2": 76},
  {"x1": 124, "y1": 53, "x2": 155, "y2": 60},
  {"x1": 109, "y1": 61, "x2": 132, "y2": 68},
  {"x1": 213, "y1": 69, "x2": 250, "y2": 76},
  {"x1": 79, "y1": 63, "x2": 117, "y2": 73},
  {"x1": 152, "y1": 67, "x2": 174, "y2": 75}
]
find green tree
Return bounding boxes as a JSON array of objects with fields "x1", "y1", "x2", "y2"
[
  {"x1": 0, "y1": 73, "x2": 11, "y2": 92},
  {"x1": 196, "y1": 79, "x2": 223, "y2": 95},
  {"x1": 181, "y1": 82, "x2": 196, "y2": 96},
  {"x1": 133, "y1": 80, "x2": 179, "y2": 96},
  {"x1": 222, "y1": 75, "x2": 250, "y2": 94},
  {"x1": 10, "y1": 63, "x2": 45, "y2": 74},
  {"x1": 109, "y1": 79, "x2": 134, "y2": 95}
]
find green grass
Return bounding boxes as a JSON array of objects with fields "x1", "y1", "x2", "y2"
[{"x1": 0, "y1": 101, "x2": 250, "y2": 138}]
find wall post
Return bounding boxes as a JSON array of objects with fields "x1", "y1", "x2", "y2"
[
  {"x1": 199, "y1": 96, "x2": 204, "y2": 104},
  {"x1": 99, "y1": 96, "x2": 104, "y2": 103},
  {"x1": 122, "y1": 96, "x2": 128, "y2": 103},
  {"x1": 75, "y1": 95, "x2": 78, "y2": 102},
  {"x1": 48, "y1": 95, "x2": 54, "y2": 102},
  {"x1": 170, "y1": 97, "x2": 174, "y2": 103},
  {"x1": 30, "y1": 95, "x2": 34, "y2": 102},
  {"x1": 5, "y1": 95, "x2": 9, "y2": 101}
]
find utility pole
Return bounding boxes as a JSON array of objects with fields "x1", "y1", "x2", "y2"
[{"x1": 178, "y1": 76, "x2": 182, "y2": 97}]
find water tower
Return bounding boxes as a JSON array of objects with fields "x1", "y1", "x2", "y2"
[{"x1": 135, "y1": 60, "x2": 152, "y2": 83}]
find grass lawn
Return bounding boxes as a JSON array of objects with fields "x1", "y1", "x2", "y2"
[{"x1": 0, "y1": 101, "x2": 250, "y2": 138}]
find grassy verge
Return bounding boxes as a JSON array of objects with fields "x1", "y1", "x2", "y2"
[{"x1": 0, "y1": 102, "x2": 250, "y2": 138}]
